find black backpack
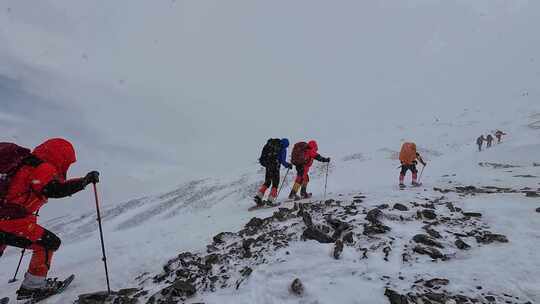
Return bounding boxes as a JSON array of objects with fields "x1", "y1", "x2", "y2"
[{"x1": 259, "y1": 139, "x2": 282, "y2": 167}]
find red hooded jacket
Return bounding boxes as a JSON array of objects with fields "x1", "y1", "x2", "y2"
[{"x1": 5, "y1": 138, "x2": 76, "y2": 214}]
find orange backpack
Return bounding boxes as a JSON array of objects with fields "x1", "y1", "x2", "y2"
[{"x1": 399, "y1": 142, "x2": 417, "y2": 165}]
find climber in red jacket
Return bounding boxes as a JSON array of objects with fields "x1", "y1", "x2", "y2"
[{"x1": 0, "y1": 138, "x2": 99, "y2": 300}]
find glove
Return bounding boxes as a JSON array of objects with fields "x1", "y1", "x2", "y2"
[
  {"x1": 422, "y1": 161, "x2": 427, "y2": 166},
  {"x1": 287, "y1": 163, "x2": 293, "y2": 169},
  {"x1": 84, "y1": 171, "x2": 100, "y2": 185},
  {"x1": 324, "y1": 157, "x2": 331, "y2": 163}
]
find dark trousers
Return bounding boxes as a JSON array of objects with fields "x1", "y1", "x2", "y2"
[
  {"x1": 264, "y1": 165, "x2": 280, "y2": 189},
  {"x1": 400, "y1": 164, "x2": 418, "y2": 176}
]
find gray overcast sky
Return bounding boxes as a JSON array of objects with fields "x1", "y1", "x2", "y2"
[{"x1": 1, "y1": 0, "x2": 538, "y2": 205}]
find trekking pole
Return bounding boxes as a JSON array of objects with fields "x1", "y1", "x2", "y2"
[
  {"x1": 92, "y1": 183, "x2": 111, "y2": 294},
  {"x1": 418, "y1": 164, "x2": 426, "y2": 183},
  {"x1": 323, "y1": 162, "x2": 330, "y2": 201},
  {"x1": 8, "y1": 249, "x2": 24, "y2": 283},
  {"x1": 276, "y1": 168, "x2": 290, "y2": 199},
  {"x1": 9, "y1": 209, "x2": 40, "y2": 283}
]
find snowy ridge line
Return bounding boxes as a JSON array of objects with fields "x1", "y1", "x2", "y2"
[
  {"x1": 41, "y1": 176, "x2": 260, "y2": 242},
  {"x1": 73, "y1": 191, "x2": 534, "y2": 304}
]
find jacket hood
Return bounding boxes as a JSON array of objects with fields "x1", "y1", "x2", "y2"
[
  {"x1": 308, "y1": 140, "x2": 318, "y2": 152},
  {"x1": 280, "y1": 138, "x2": 290, "y2": 148},
  {"x1": 33, "y1": 138, "x2": 76, "y2": 179}
]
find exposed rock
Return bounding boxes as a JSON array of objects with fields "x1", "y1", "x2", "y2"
[
  {"x1": 171, "y1": 280, "x2": 196, "y2": 297},
  {"x1": 424, "y1": 292, "x2": 447, "y2": 302},
  {"x1": 245, "y1": 217, "x2": 264, "y2": 229},
  {"x1": 536, "y1": 207, "x2": 540, "y2": 213},
  {"x1": 383, "y1": 246, "x2": 392, "y2": 261},
  {"x1": 326, "y1": 217, "x2": 351, "y2": 239},
  {"x1": 363, "y1": 222, "x2": 391, "y2": 236},
  {"x1": 302, "y1": 227, "x2": 334, "y2": 243},
  {"x1": 384, "y1": 288, "x2": 409, "y2": 304},
  {"x1": 290, "y1": 278, "x2": 304, "y2": 296},
  {"x1": 377, "y1": 204, "x2": 390, "y2": 210},
  {"x1": 212, "y1": 232, "x2": 234, "y2": 245},
  {"x1": 413, "y1": 245, "x2": 446, "y2": 260},
  {"x1": 366, "y1": 208, "x2": 384, "y2": 223},
  {"x1": 463, "y1": 212, "x2": 482, "y2": 218},
  {"x1": 302, "y1": 212, "x2": 313, "y2": 228},
  {"x1": 412, "y1": 234, "x2": 444, "y2": 249},
  {"x1": 393, "y1": 203, "x2": 409, "y2": 211},
  {"x1": 76, "y1": 290, "x2": 139, "y2": 304},
  {"x1": 476, "y1": 233, "x2": 509, "y2": 244},
  {"x1": 205, "y1": 253, "x2": 220, "y2": 265},
  {"x1": 478, "y1": 162, "x2": 520, "y2": 169},
  {"x1": 455, "y1": 239, "x2": 471, "y2": 250},
  {"x1": 424, "y1": 278, "x2": 449, "y2": 288},
  {"x1": 485, "y1": 295, "x2": 496, "y2": 302},
  {"x1": 343, "y1": 232, "x2": 354, "y2": 244},
  {"x1": 421, "y1": 209, "x2": 437, "y2": 220},
  {"x1": 423, "y1": 226, "x2": 442, "y2": 239},
  {"x1": 525, "y1": 191, "x2": 539, "y2": 197},
  {"x1": 324, "y1": 199, "x2": 335, "y2": 206},
  {"x1": 333, "y1": 240, "x2": 344, "y2": 259}
]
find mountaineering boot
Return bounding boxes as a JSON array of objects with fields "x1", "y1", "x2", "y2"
[
  {"x1": 17, "y1": 274, "x2": 62, "y2": 300},
  {"x1": 289, "y1": 182, "x2": 301, "y2": 200},
  {"x1": 254, "y1": 185, "x2": 267, "y2": 206},
  {"x1": 266, "y1": 187, "x2": 278, "y2": 206},
  {"x1": 300, "y1": 184, "x2": 312, "y2": 199},
  {"x1": 412, "y1": 172, "x2": 418, "y2": 185},
  {"x1": 253, "y1": 195, "x2": 264, "y2": 206}
]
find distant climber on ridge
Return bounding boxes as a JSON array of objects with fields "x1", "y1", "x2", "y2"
[
  {"x1": 254, "y1": 138, "x2": 292, "y2": 206},
  {"x1": 476, "y1": 135, "x2": 485, "y2": 152},
  {"x1": 288, "y1": 140, "x2": 330, "y2": 201},
  {"x1": 486, "y1": 134, "x2": 494, "y2": 148},
  {"x1": 0, "y1": 138, "x2": 100, "y2": 301},
  {"x1": 495, "y1": 130, "x2": 506, "y2": 143},
  {"x1": 399, "y1": 142, "x2": 426, "y2": 187}
]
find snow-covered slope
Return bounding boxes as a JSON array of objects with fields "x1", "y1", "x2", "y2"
[
  {"x1": 1, "y1": 1, "x2": 540, "y2": 303},
  {"x1": 1, "y1": 105, "x2": 539, "y2": 303}
]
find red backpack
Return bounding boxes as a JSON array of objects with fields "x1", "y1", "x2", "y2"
[
  {"x1": 0, "y1": 143, "x2": 41, "y2": 219},
  {"x1": 291, "y1": 142, "x2": 309, "y2": 166}
]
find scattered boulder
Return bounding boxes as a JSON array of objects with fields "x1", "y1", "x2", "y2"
[
  {"x1": 412, "y1": 234, "x2": 444, "y2": 249},
  {"x1": 212, "y1": 232, "x2": 234, "y2": 245},
  {"x1": 302, "y1": 212, "x2": 314, "y2": 228},
  {"x1": 384, "y1": 288, "x2": 409, "y2": 304},
  {"x1": 333, "y1": 240, "x2": 344, "y2": 259},
  {"x1": 290, "y1": 278, "x2": 304, "y2": 296},
  {"x1": 423, "y1": 226, "x2": 442, "y2": 239},
  {"x1": 525, "y1": 191, "x2": 539, "y2": 197},
  {"x1": 366, "y1": 208, "x2": 384, "y2": 223},
  {"x1": 421, "y1": 209, "x2": 437, "y2": 220},
  {"x1": 363, "y1": 222, "x2": 391, "y2": 236},
  {"x1": 463, "y1": 212, "x2": 482, "y2": 218},
  {"x1": 171, "y1": 280, "x2": 196, "y2": 298},
  {"x1": 343, "y1": 232, "x2": 354, "y2": 244},
  {"x1": 393, "y1": 203, "x2": 409, "y2": 211},
  {"x1": 377, "y1": 204, "x2": 390, "y2": 210},
  {"x1": 246, "y1": 217, "x2": 264, "y2": 228},
  {"x1": 424, "y1": 278, "x2": 449, "y2": 288},
  {"x1": 455, "y1": 239, "x2": 471, "y2": 250},
  {"x1": 413, "y1": 245, "x2": 446, "y2": 260},
  {"x1": 476, "y1": 233, "x2": 509, "y2": 244},
  {"x1": 302, "y1": 227, "x2": 334, "y2": 243},
  {"x1": 76, "y1": 289, "x2": 140, "y2": 304}
]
